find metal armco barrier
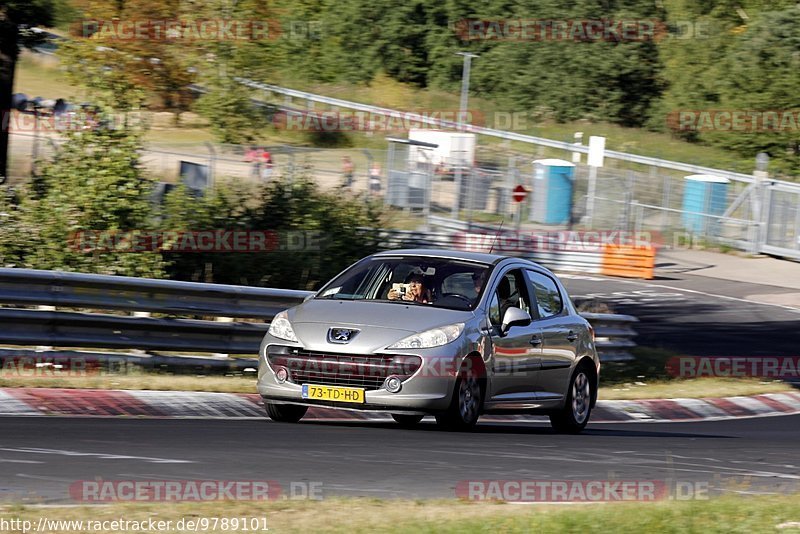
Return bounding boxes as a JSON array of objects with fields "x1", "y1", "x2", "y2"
[
  {"x1": 0, "y1": 348, "x2": 256, "y2": 375},
  {"x1": 579, "y1": 313, "x2": 639, "y2": 363},
  {"x1": 0, "y1": 268, "x2": 309, "y2": 319},
  {"x1": 425, "y1": 218, "x2": 658, "y2": 280},
  {"x1": 0, "y1": 268, "x2": 638, "y2": 365}
]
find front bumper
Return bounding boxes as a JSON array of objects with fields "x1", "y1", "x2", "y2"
[{"x1": 257, "y1": 340, "x2": 462, "y2": 413}]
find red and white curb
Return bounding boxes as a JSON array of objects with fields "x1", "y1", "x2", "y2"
[{"x1": 1, "y1": 388, "x2": 799, "y2": 423}]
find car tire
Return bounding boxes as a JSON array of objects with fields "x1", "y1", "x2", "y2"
[
  {"x1": 549, "y1": 364, "x2": 594, "y2": 434},
  {"x1": 436, "y1": 364, "x2": 483, "y2": 430},
  {"x1": 264, "y1": 402, "x2": 307, "y2": 423},
  {"x1": 391, "y1": 414, "x2": 425, "y2": 427}
]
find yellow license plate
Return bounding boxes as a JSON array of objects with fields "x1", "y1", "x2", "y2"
[{"x1": 302, "y1": 384, "x2": 365, "y2": 404}]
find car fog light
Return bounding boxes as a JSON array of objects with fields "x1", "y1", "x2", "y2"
[
  {"x1": 384, "y1": 375, "x2": 402, "y2": 393},
  {"x1": 275, "y1": 366, "x2": 289, "y2": 383}
]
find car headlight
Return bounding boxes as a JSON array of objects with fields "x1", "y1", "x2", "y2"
[
  {"x1": 387, "y1": 323, "x2": 464, "y2": 349},
  {"x1": 268, "y1": 311, "x2": 298, "y2": 342}
]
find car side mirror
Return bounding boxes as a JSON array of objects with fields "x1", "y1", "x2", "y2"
[{"x1": 500, "y1": 307, "x2": 532, "y2": 335}]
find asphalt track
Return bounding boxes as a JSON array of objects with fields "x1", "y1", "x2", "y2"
[
  {"x1": 2, "y1": 414, "x2": 799, "y2": 502},
  {"x1": 560, "y1": 273, "x2": 800, "y2": 358},
  {"x1": 2, "y1": 268, "x2": 798, "y2": 504}
]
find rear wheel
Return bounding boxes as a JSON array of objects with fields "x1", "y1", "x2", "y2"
[
  {"x1": 549, "y1": 365, "x2": 594, "y2": 433},
  {"x1": 391, "y1": 414, "x2": 424, "y2": 427},
  {"x1": 264, "y1": 402, "x2": 307, "y2": 423},
  {"x1": 436, "y1": 364, "x2": 483, "y2": 430}
]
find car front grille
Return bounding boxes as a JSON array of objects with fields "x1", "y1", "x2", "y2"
[{"x1": 267, "y1": 349, "x2": 421, "y2": 391}]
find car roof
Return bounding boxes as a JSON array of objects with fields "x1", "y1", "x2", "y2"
[{"x1": 370, "y1": 248, "x2": 550, "y2": 272}]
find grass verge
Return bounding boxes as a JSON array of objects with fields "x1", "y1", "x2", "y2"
[
  {"x1": 2, "y1": 495, "x2": 800, "y2": 533},
  {"x1": 0, "y1": 373, "x2": 793, "y2": 400}
]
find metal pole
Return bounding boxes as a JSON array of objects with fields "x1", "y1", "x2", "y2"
[
  {"x1": 204, "y1": 142, "x2": 216, "y2": 189},
  {"x1": 31, "y1": 106, "x2": 41, "y2": 176},
  {"x1": 586, "y1": 165, "x2": 598, "y2": 229},
  {"x1": 453, "y1": 52, "x2": 478, "y2": 219},
  {"x1": 363, "y1": 148, "x2": 373, "y2": 203},
  {"x1": 385, "y1": 142, "x2": 395, "y2": 208},
  {"x1": 752, "y1": 152, "x2": 769, "y2": 254},
  {"x1": 456, "y1": 52, "x2": 478, "y2": 130}
]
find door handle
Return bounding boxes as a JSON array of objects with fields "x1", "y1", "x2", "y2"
[
  {"x1": 529, "y1": 336, "x2": 542, "y2": 346},
  {"x1": 566, "y1": 331, "x2": 578, "y2": 342}
]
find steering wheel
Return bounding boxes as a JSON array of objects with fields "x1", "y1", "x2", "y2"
[{"x1": 440, "y1": 293, "x2": 474, "y2": 305}]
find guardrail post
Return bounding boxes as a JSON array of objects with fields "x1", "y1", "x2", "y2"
[
  {"x1": 213, "y1": 316, "x2": 234, "y2": 358},
  {"x1": 131, "y1": 312, "x2": 151, "y2": 355},
  {"x1": 36, "y1": 305, "x2": 55, "y2": 352}
]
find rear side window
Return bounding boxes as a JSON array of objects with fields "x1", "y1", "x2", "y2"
[{"x1": 526, "y1": 271, "x2": 563, "y2": 318}]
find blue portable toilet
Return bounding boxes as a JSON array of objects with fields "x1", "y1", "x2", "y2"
[
  {"x1": 681, "y1": 174, "x2": 730, "y2": 233},
  {"x1": 530, "y1": 159, "x2": 575, "y2": 225}
]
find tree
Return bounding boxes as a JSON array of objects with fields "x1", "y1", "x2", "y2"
[
  {"x1": 0, "y1": 122, "x2": 166, "y2": 276},
  {"x1": 0, "y1": 0, "x2": 53, "y2": 183},
  {"x1": 708, "y1": 5, "x2": 800, "y2": 175}
]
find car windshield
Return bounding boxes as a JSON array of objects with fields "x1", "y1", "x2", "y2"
[{"x1": 315, "y1": 256, "x2": 492, "y2": 311}]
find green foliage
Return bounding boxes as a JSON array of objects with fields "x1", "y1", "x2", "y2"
[
  {"x1": 0, "y1": 124, "x2": 166, "y2": 277},
  {"x1": 651, "y1": 1, "x2": 800, "y2": 172},
  {"x1": 708, "y1": 5, "x2": 800, "y2": 175},
  {"x1": 157, "y1": 176, "x2": 385, "y2": 290},
  {"x1": 193, "y1": 80, "x2": 267, "y2": 145}
]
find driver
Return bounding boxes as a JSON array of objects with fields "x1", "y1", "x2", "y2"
[
  {"x1": 388, "y1": 273, "x2": 432, "y2": 304},
  {"x1": 472, "y1": 270, "x2": 487, "y2": 296}
]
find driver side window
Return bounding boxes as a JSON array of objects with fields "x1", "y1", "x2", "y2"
[{"x1": 488, "y1": 269, "x2": 533, "y2": 326}]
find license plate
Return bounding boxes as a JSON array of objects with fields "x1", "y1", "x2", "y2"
[{"x1": 302, "y1": 384, "x2": 365, "y2": 404}]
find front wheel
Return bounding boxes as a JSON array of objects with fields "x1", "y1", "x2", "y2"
[
  {"x1": 264, "y1": 401, "x2": 307, "y2": 423},
  {"x1": 436, "y1": 366, "x2": 483, "y2": 430},
  {"x1": 549, "y1": 366, "x2": 594, "y2": 434}
]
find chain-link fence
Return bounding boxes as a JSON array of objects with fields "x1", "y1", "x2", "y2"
[{"x1": 9, "y1": 129, "x2": 800, "y2": 258}]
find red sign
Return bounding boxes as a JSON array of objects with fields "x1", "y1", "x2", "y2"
[{"x1": 512, "y1": 185, "x2": 527, "y2": 203}]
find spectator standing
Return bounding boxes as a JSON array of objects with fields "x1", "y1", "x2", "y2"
[
  {"x1": 261, "y1": 151, "x2": 274, "y2": 181},
  {"x1": 245, "y1": 146, "x2": 262, "y2": 179},
  {"x1": 341, "y1": 156, "x2": 355, "y2": 189},
  {"x1": 369, "y1": 162, "x2": 381, "y2": 196}
]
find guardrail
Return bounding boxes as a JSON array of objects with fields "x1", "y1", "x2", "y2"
[
  {"x1": 426, "y1": 217, "x2": 656, "y2": 279},
  {"x1": 579, "y1": 313, "x2": 639, "y2": 363},
  {"x1": 0, "y1": 268, "x2": 638, "y2": 367}
]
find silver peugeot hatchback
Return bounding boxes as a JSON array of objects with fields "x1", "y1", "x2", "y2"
[{"x1": 257, "y1": 249, "x2": 599, "y2": 432}]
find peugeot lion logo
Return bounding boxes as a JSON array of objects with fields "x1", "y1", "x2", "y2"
[{"x1": 328, "y1": 328, "x2": 358, "y2": 344}]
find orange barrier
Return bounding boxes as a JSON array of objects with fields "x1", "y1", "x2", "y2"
[{"x1": 601, "y1": 244, "x2": 656, "y2": 279}]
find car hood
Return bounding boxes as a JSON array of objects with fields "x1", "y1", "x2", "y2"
[{"x1": 286, "y1": 299, "x2": 473, "y2": 351}]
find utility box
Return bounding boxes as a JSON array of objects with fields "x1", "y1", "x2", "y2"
[
  {"x1": 529, "y1": 159, "x2": 575, "y2": 225},
  {"x1": 682, "y1": 174, "x2": 729, "y2": 233},
  {"x1": 407, "y1": 130, "x2": 476, "y2": 171}
]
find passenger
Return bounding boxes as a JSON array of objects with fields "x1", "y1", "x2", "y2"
[{"x1": 387, "y1": 273, "x2": 432, "y2": 304}]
